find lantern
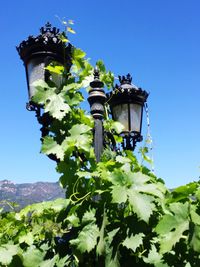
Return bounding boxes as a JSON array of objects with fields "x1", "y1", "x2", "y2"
[
  {"x1": 107, "y1": 74, "x2": 148, "y2": 150},
  {"x1": 17, "y1": 22, "x2": 71, "y2": 104}
]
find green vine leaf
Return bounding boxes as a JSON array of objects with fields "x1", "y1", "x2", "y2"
[
  {"x1": 69, "y1": 124, "x2": 91, "y2": 136},
  {"x1": 130, "y1": 172, "x2": 165, "y2": 199},
  {"x1": 67, "y1": 27, "x2": 76, "y2": 34},
  {"x1": 32, "y1": 80, "x2": 53, "y2": 104},
  {"x1": 61, "y1": 124, "x2": 92, "y2": 155},
  {"x1": 190, "y1": 224, "x2": 200, "y2": 252},
  {"x1": 73, "y1": 47, "x2": 86, "y2": 59},
  {"x1": 143, "y1": 244, "x2": 163, "y2": 264},
  {"x1": 44, "y1": 93, "x2": 71, "y2": 120},
  {"x1": 41, "y1": 136, "x2": 64, "y2": 160},
  {"x1": 195, "y1": 188, "x2": 200, "y2": 201},
  {"x1": 70, "y1": 223, "x2": 100, "y2": 253},
  {"x1": 111, "y1": 185, "x2": 128, "y2": 203},
  {"x1": 122, "y1": 233, "x2": 144, "y2": 252},
  {"x1": 169, "y1": 182, "x2": 199, "y2": 202},
  {"x1": 22, "y1": 246, "x2": 45, "y2": 267},
  {"x1": 110, "y1": 171, "x2": 164, "y2": 222},
  {"x1": 155, "y1": 202, "x2": 189, "y2": 253},
  {"x1": 96, "y1": 209, "x2": 108, "y2": 256},
  {"x1": 19, "y1": 232, "x2": 34, "y2": 246},
  {"x1": 39, "y1": 256, "x2": 58, "y2": 267},
  {"x1": 32, "y1": 80, "x2": 71, "y2": 120},
  {"x1": 66, "y1": 213, "x2": 80, "y2": 227},
  {"x1": 59, "y1": 33, "x2": 69, "y2": 43},
  {"x1": 111, "y1": 121, "x2": 124, "y2": 134},
  {"x1": 128, "y1": 191, "x2": 155, "y2": 223},
  {"x1": 45, "y1": 65, "x2": 65, "y2": 75},
  {"x1": 82, "y1": 208, "x2": 96, "y2": 224},
  {"x1": 96, "y1": 60, "x2": 106, "y2": 72},
  {"x1": 0, "y1": 244, "x2": 19, "y2": 265}
]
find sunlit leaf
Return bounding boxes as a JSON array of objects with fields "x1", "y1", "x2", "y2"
[
  {"x1": 41, "y1": 136, "x2": 64, "y2": 160},
  {"x1": 143, "y1": 245, "x2": 163, "y2": 264},
  {"x1": 96, "y1": 209, "x2": 108, "y2": 256},
  {"x1": 69, "y1": 124, "x2": 91, "y2": 136},
  {"x1": 0, "y1": 244, "x2": 19, "y2": 265},
  {"x1": 19, "y1": 232, "x2": 34, "y2": 246},
  {"x1": 111, "y1": 185, "x2": 128, "y2": 203},
  {"x1": 170, "y1": 182, "x2": 199, "y2": 202},
  {"x1": 128, "y1": 190, "x2": 155, "y2": 223},
  {"x1": 32, "y1": 80, "x2": 53, "y2": 104},
  {"x1": 23, "y1": 246, "x2": 45, "y2": 267},
  {"x1": 155, "y1": 202, "x2": 189, "y2": 253},
  {"x1": 96, "y1": 60, "x2": 106, "y2": 73},
  {"x1": 70, "y1": 223, "x2": 100, "y2": 253},
  {"x1": 44, "y1": 93, "x2": 71, "y2": 120},
  {"x1": 122, "y1": 233, "x2": 144, "y2": 252},
  {"x1": 45, "y1": 65, "x2": 64, "y2": 74},
  {"x1": 82, "y1": 209, "x2": 96, "y2": 224},
  {"x1": 73, "y1": 48, "x2": 86, "y2": 59},
  {"x1": 190, "y1": 225, "x2": 200, "y2": 252},
  {"x1": 111, "y1": 121, "x2": 124, "y2": 134},
  {"x1": 68, "y1": 20, "x2": 74, "y2": 25},
  {"x1": 67, "y1": 27, "x2": 76, "y2": 34},
  {"x1": 59, "y1": 34, "x2": 69, "y2": 43},
  {"x1": 39, "y1": 256, "x2": 58, "y2": 267}
]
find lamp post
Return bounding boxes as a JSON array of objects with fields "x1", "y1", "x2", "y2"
[{"x1": 17, "y1": 23, "x2": 148, "y2": 161}]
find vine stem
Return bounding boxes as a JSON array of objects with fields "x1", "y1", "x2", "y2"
[{"x1": 144, "y1": 102, "x2": 155, "y2": 173}]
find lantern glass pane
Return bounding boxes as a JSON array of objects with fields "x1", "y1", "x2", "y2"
[
  {"x1": 130, "y1": 103, "x2": 142, "y2": 133},
  {"x1": 27, "y1": 58, "x2": 45, "y2": 99},
  {"x1": 112, "y1": 104, "x2": 129, "y2": 132}
]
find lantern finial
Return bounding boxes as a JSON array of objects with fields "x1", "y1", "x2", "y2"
[
  {"x1": 119, "y1": 74, "x2": 132, "y2": 85},
  {"x1": 94, "y1": 66, "x2": 100, "y2": 80},
  {"x1": 40, "y1": 22, "x2": 60, "y2": 36}
]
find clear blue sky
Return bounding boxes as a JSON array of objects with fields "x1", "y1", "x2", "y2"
[{"x1": 1, "y1": 0, "x2": 200, "y2": 188}]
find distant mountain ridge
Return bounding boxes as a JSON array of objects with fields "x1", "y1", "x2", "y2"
[{"x1": 0, "y1": 180, "x2": 66, "y2": 211}]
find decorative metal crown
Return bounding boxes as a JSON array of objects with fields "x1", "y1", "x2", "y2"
[
  {"x1": 106, "y1": 73, "x2": 149, "y2": 106},
  {"x1": 40, "y1": 22, "x2": 60, "y2": 36},
  {"x1": 119, "y1": 73, "x2": 132, "y2": 85}
]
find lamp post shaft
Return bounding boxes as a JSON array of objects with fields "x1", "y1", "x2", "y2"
[
  {"x1": 94, "y1": 119, "x2": 104, "y2": 162},
  {"x1": 88, "y1": 68, "x2": 106, "y2": 162}
]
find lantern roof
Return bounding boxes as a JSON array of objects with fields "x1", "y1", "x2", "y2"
[
  {"x1": 107, "y1": 74, "x2": 149, "y2": 106},
  {"x1": 16, "y1": 22, "x2": 71, "y2": 64}
]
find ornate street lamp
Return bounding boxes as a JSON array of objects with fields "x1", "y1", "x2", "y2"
[
  {"x1": 17, "y1": 23, "x2": 149, "y2": 161},
  {"x1": 16, "y1": 22, "x2": 71, "y2": 109},
  {"x1": 107, "y1": 74, "x2": 149, "y2": 150}
]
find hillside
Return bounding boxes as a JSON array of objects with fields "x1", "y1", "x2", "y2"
[{"x1": 0, "y1": 180, "x2": 66, "y2": 211}]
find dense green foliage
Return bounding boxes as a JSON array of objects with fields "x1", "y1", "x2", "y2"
[{"x1": 1, "y1": 28, "x2": 200, "y2": 267}]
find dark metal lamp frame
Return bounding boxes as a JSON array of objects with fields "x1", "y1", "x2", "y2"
[
  {"x1": 107, "y1": 74, "x2": 149, "y2": 151},
  {"x1": 17, "y1": 22, "x2": 72, "y2": 108},
  {"x1": 17, "y1": 23, "x2": 149, "y2": 162}
]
